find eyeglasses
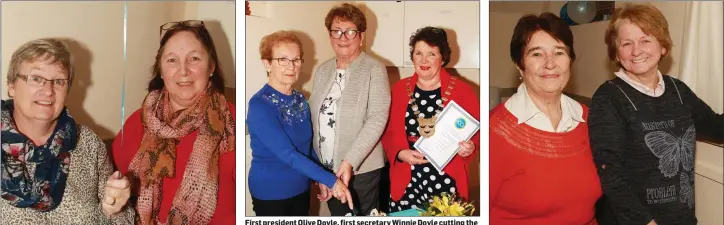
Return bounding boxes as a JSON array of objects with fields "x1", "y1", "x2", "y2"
[
  {"x1": 329, "y1": 29, "x2": 359, "y2": 39},
  {"x1": 271, "y1": 58, "x2": 304, "y2": 67},
  {"x1": 160, "y1": 20, "x2": 205, "y2": 37},
  {"x1": 16, "y1": 75, "x2": 69, "y2": 89}
]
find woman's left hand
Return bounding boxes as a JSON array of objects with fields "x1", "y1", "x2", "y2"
[
  {"x1": 457, "y1": 140, "x2": 475, "y2": 157},
  {"x1": 101, "y1": 171, "x2": 131, "y2": 217}
]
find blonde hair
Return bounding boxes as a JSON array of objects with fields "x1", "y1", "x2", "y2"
[
  {"x1": 605, "y1": 3, "x2": 672, "y2": 65},
  {"x1": 6, "y1": 38, "x2": 74, "y2": 88}
]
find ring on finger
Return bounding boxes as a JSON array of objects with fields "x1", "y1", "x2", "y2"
[{"x1": 110, "y1": 197, "x2": 116, "y2": 206}]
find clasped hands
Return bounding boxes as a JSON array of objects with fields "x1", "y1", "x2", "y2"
[{"x1": 316, "y1": 160, "x2": 354, "y2": 210}]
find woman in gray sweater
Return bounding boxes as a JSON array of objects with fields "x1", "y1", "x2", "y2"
[{"x1": 309, "y1": 3, "x2": 391, "y2": 216}]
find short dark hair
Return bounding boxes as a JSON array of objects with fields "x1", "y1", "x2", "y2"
[
  {"x1": 148, "y1": 22, "x2": 225, "y2": 93},
  {"x1": 409, "y1": 27, "x2": 452, "y2": 67},
  {"x1": 325, "y1": 3, "x2": 367, "y2": 32},
  {"x1": 510, "y1": 12, "x2": 575, "y2": 70}
]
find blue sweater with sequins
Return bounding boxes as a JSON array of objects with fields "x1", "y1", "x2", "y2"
[{"x1": 247, "y1": 84, "x2": 338, "y2": 200}]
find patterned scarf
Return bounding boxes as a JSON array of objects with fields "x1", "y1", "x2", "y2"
[
  {"x1": 128, "y1": 86, "x2": 235, "y2": 225},
  {"x1": 0, "y1": 99, "x2": 77, "y2": 212}
]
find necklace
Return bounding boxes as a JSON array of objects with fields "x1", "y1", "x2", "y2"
[{"x1": 406, "y1": 77, "x2": 457, "y2": 138}]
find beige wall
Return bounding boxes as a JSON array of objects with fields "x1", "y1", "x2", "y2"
[
  {"x1": 2, "y1": 1, "x2": 125, "y2": 139},
  {"x1": 2, "y1": 2, "x2": 235, "y2": 139},
  {"x1": 489, "y1": 1, "x2": 687, "y2": 98},
  {"x1": 488, "y1": 11, "x2": 527, "y2": 89},
  {"x1": 123, "y1": 1, "x2": 237, "y2": 121}
]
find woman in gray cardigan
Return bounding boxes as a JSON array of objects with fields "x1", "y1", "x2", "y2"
[{"x1": 309, "y1": 3, "x2": 391, "y2": 216}]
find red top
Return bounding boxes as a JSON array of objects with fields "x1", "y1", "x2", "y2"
[
  {"x1": 112, "y1": 103, "x2": 236, "y2": 225},
  {"x1": 381, "y1": 69, "x2": 480, "y2": 201},
  {"x1": 489, "y1": 103, "x2": 601, "y2": 225}
]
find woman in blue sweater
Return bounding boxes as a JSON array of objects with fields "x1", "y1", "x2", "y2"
[{"x1": 247, "y1": 31, "x2": 353, "y2": 216}]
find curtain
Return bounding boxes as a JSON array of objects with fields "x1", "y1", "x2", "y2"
[{"x1": 679, "y1": 1, "x2": 723, "y2": 113}]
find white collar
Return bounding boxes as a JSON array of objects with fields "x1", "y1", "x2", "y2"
[
  {"x1": 505, "y1": 83, "x2": 585, "y2": 125},
  {"x1": 614, "y1": 68, "x2": 665, "y2": 97}
]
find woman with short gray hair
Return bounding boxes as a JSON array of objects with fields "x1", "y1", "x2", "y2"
[{"x1": 0, "y1": 38, "x2": 134, "y2": 224}]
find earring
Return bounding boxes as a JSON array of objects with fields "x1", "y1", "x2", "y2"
[
  {"x1": 210, "y1": 73, "x2": 213, "y2": 77},
  {"x1": 519, "y1": 76, "x2": 523, "y2": 80}
]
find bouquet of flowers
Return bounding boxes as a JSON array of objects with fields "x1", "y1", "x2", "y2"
[{"x1": 420, "y1": 193, "x2": 475, "y2": 216}]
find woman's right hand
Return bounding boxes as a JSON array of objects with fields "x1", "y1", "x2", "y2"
[
  {"x1": 398, "y1": 149, "x2": 429, "y2": 165},
  {"x1": 101, "y1": 171, "x2": 131, "y2": 217},
  {"x1": 331, "y1": 178, "x2": 354, "y2": 210}
]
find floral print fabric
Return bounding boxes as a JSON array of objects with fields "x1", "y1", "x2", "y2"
[
  {"x1": 318, "y1": 69, "x2": 347, "y2": 169},
  {"x1": 1, "y1": 99, "x2": 77, "y2": 212}
]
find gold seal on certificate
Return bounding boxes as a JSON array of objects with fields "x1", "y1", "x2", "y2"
[{"x1": 413, "y1": 100, "x2": 480, "y2": 172}]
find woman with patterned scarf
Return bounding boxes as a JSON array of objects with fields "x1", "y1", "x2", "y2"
[
  {"x1": 0, "y1": 38, "x2": 135, "y2": 224},
  {"x1": 112, "y1": 20, "x2": 236, "y2": 225}
]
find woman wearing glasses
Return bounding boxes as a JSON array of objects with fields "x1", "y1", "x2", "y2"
[
  {"x1": 381, "y1": 27, "x2": 479, "y2": 213},
  {"x1": 1, "y1": 38, "x2": 134, "y2": 224},
  {"x1": 247, "y1": 30, "x2": 353, "y2": 216},
  {"x1": 308, "y1": 3, "x2": 391, "y2": 216},
  {"x1": 112, "y1": 20, "x2": 236, "y2": 224}
]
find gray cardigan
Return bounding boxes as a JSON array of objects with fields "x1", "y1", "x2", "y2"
[{"x1": 309, "y1": 52, "x2": 391, "y2": 174}]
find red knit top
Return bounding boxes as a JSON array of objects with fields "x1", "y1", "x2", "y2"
[
  {"x1": 489, "y1": 103, "x2": 601, "y2": 225},
  {"x1": 381, "y1": 69, "x2": 480, "y2": 201},
  {"x1": 111, "y1": 103, "x2": 236, "y2": 224}
]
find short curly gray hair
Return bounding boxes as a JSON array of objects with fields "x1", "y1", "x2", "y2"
[{"x1": 6, "y1": 38, "x2": 74, "y2": 88}]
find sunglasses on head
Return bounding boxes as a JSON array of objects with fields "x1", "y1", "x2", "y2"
[{"x1": 160, "y1": 20, "x2": 205, "y2": 37}]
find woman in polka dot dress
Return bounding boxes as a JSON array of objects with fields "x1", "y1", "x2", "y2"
[{"x1": 381, "y1": 27, "x2": 480, "y2": 213}]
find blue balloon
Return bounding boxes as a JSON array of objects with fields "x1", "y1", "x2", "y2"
[{"x1": 560, "y1": 3, "x2": 577, "y2": 26}]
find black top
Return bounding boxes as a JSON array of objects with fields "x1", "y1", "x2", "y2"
[
  {"x1": 588, "y1": 75, "x2": 723, "y2": 225},
  {"x1": 405, "y1": 86, "x2": 443, "y2": 149}
]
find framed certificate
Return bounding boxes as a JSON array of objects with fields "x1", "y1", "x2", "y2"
[{"x1": 413, "y1": 100, "x2": 479, "y2": 172}]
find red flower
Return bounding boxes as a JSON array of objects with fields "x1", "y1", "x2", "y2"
[{"x1": 9, "y1": 145, "x2": 21, "y2": 158}]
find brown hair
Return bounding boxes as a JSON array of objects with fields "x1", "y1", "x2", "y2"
[
  {"x1": 409, "y1": 27, "x2": 452, "y2": 67},
  {"x1": 259, "y1": 31, "x2": 303, "y2": 60},
  {"x1": 510, "y1": 12, "x2": 575, "y2": 70},
  {"x1": 605, "y1": 3, "x2": 672, "y2": 65},
  {"x1": 7, "y1": 38, "x2": 74, "y2": 88},
  {"x1": 148, "y1": 22, "x2": 225, "y2": 92},
  {"x1": 325, "y1": 3, "x2": 367, "y2": 32}
]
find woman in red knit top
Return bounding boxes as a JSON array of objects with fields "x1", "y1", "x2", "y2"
[
  {"x1": 489, "y1": 13, "x2": 603, "y2": 224},
  {"x1": 111, "y1": 20, "x2": 236, "y2": 225},
  {"x1": 381, "y1": 27, "x2": 480, "y2": 213}
]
